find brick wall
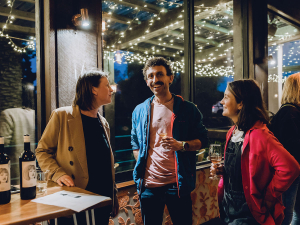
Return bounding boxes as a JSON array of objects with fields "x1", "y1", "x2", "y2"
[{"x1": 0, "y1": 39, "x2": 23, "y2": 112}]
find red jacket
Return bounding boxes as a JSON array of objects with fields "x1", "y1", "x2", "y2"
[{"x1": 218, "y1": 121, "x2": 300, "y2": 225}]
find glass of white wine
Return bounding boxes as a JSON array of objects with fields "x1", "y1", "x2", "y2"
[
  {"x1": 156, "y1": 120, "x2": 169, "y2": 150},
  {"x1": 209, "y1": 144, "x2": 222, "y2": 180}
]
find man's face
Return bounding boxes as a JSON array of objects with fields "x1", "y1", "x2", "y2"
[{"x1": 145, "y1": 65, "x2": 174, "y2": 96}]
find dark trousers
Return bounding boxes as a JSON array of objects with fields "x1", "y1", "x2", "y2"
[
  {"x1": 139, "y1": 183, "x2": 192, "y2": 225},
  {"x1": 50, "y1": 205, "x2": 111, "y2": 225}
]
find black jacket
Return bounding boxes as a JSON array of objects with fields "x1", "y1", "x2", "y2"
[{"x1": 269, "y1": 103, "x2": 300, "y2": 163}]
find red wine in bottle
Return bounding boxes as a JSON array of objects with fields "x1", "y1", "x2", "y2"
[
  {"x1": 0, "y1": 136, "x2": 11, "y2": 204},
  {"x1": 19, "y1": 135, "x2": 36, "y2": 200}
]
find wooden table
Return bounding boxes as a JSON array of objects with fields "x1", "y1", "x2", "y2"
[{"x1": 0, "y1": 182, "x2": 112, "y2": 225}]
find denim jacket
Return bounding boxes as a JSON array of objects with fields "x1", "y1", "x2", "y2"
[{"x1": 131, "y1": 94, "x2": 208, "y2": 196}]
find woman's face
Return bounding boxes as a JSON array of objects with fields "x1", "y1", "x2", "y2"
[
  {"x1": 29, "y1": 168, "x2": 36, "y2": 180},
  {"x1": 0, "y1": 172, "x2": 8, "y2": 183},
  {"x1": 220, "y1": 87, "x2": 243, "y2": 123},
  {"x1": 92, "y1": 77, "x2": 113, "y2": 108}
]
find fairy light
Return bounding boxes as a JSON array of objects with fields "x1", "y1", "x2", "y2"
[{"x1": 0, "y1": 0, "x2": 36, "y2": 53}]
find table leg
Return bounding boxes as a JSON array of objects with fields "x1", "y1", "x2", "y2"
[
  {"x1": 91, "y1": 209, "x2": 95, "y2": 225},
  {"x1": 55, "y1": 218, "x2": 57, "y2": 225},
  {"x1": 73, "y1": 214, "x2": 78, "y2": 225},
  {"x1": 85, "y1": 211, "x2": 90, "y2": 225}
]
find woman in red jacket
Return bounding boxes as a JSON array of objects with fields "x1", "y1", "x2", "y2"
[{"x1": 213, "y1": 79, "x2": 300, "y2": 225}]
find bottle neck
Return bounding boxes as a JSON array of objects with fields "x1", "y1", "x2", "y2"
[
  {"x1": 24, "y1": 142, "x2": 31, "y2": 151},
  {"x1": 0, "y1": 144, "x2": 4, "y2": 153}
]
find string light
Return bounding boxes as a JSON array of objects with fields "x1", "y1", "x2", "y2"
[
  {"x1": 0, "y1": 0, "x2": 35, "y2": 53},
  {"x1": 104, "y1": 50, "x2": 234, "y2": 78}
]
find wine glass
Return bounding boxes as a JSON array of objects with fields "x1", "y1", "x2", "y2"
[
  {"x1": 156, "y1": 120, "x2": 169, "y2": 151},
  {"x1": 156, "y1": 120, "x2": 168, "y2": 140},
  {"x1": 209, "y1": 144, "x2": 222, "y2": 180}
]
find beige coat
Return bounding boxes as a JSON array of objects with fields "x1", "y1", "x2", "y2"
[{"x1": 36, "y1": 105, "x2": 117, "y2": 202}]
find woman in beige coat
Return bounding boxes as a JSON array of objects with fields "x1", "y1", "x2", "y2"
[{"x1": 36, "y1": 70, "x2": 118, "y2": 225}]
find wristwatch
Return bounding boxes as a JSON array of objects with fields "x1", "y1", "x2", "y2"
[{"x1": 181, "y1": 141, "x2": 189, "y2": 152}]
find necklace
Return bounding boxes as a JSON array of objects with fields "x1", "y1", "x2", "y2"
[{"x1": 154, "y1": 95, "x2": 174, "y2": 104}]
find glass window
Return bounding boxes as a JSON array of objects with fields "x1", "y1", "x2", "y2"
[
  {"x1": 0, "y1": 1, "x2": 37, "y2": 185},
  {"x1": 267, "y1": 12, "x2": 300, "y2": 113},
  {"x1": 102, "y1": 0, "x2": 184, "y2": 173},
  {"x1": 193, "y1": 2, "x2": 234, "y2": 162}
]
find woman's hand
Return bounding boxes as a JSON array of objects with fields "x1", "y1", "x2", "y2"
[
  {"x1": 57, "y1": 175, "x2": 75, "y2": 187},
  {"x1": 210, "y1": 163, "x2": 224, "y2": 178}
]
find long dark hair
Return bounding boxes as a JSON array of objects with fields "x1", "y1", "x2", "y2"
[
  {"x1": 73, "y1": 70, "x2": 108, "y2": 111},
  {"x1": 227, "y1": 79, "x2": 269, "y2": 132}
]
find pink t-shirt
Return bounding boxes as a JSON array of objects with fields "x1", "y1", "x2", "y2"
[{"x1": 144, "y1": 98, "x2": 177, "y2": 188}]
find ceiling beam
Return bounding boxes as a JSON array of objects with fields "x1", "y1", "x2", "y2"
[
  {"x1": 144, "y1": 39, "x2": 184, "y2": 50},
  {"x1": 269, "y1": 65, "x2": 300, "y2": 74},
  {"x1": 16, "y1": 0, "x2": 35, "y2": 3},
  {"x1": 109, "y1": 6, "x2": 215, "y2": 49},
  {"x1": 108, "y1": 1, "x2": 233, "y2": 49},
  {"x1": 170, "y1": 30, "x2": 220, "y2": 46},
  {"x1": 103, "y1": 12, "x2": 138, "y2": 25},
  {"x1": 0, "y1": 6, "x2": 35, "y2": 21},
  {"x1": 268, "y1": 26, "x2": 300, "y2": 46},
  {"x1": 194, "y1": 20, "x2": 230, "y2": 34},
  {"x1": 0, "y1": 23, "x2": 35, "y2": 34},
  {"x1": 107, "y1": 0, "x2": 161, "y2": 14},
  {"x1": 195, "y1": 42, "x2": 233, "y2": 62}
]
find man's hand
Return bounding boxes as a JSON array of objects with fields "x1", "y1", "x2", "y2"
[
  {"x1": 161, "y1": 137, "x2": 183, "y2": 151},
  {"x1": 57, "y1": 175, "x2": 75, "y2": 187}
]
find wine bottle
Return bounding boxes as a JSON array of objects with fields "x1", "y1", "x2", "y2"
[
  {"x1": 19, "y1": 134, "x2": 36, "y2": 200},
  {"x1": 0, "y1": 136, "x2": 11, "y2": 204}
]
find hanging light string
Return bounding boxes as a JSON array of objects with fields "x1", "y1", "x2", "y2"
[
  {"x1": 104, "y1": 50, "x2": 234, "y2": 78},
  {"x1": 0, "y1": 0, "x2": 35, "y2": 53}
]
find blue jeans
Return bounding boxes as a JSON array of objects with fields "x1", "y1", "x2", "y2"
[
  {"x1": 282, "y1": 176, "x2": 300, "y2": 225},
  {"x1": 139, "y1": 183, "x2": 192, "y2": 225}
]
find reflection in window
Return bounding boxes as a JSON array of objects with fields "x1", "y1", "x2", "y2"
[
  {"x1": 102, "y1": 0, "x2": 184, "y2": 173},
  {"x1": 193, "y1": 2, "x2": 234, "y2": 162},
  {"x1": 268, "y1": 12, "x2": 300, "y2": 114},
  {"x1": 0, "y1": 1, "x2": 37, "y2": 185}
]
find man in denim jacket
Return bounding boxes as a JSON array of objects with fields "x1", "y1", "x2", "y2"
[{"x1": 131, "y1": 57, "x2": 208, "y2": 225}]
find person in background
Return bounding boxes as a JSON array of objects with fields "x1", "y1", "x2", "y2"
[
  {"x1": 269, "y1": 73, "x2": 300, "y2": 225},
  {"x1": 212, "y1": 79, "x2": 300, "y2": 225},
  {"x1": 131, "y1": 57, "x2": 208, "y2": 225},
  {"x1": 0, "y1": 82, "x2": 35, "y2": 185},
  {"x1": 36, "y1": 70, "x2": 118, "y2": 225}
]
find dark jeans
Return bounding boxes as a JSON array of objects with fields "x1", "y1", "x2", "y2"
[
  {"x1": 50, "y1": 205, "x2": 111, "y2": 225},
  {"x1": 282, "y1": 176, "x2": 300, "y2": 225},
  {"x1": 139, "y1": 183, "x2": 192, "y2": 225}
]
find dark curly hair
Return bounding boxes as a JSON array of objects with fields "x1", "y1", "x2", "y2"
[
  {"x1": 142, "y1": 57, "x2": 174, "y2": 80},
  {"x1": 227, "y1": 79, "x2": 269, "y2": 132}
]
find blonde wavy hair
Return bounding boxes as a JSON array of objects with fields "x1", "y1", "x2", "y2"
[{"x1": 281, "y1": 73, "x2": 300, "y2": 105}]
